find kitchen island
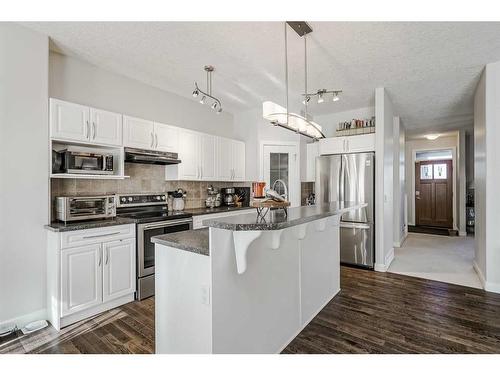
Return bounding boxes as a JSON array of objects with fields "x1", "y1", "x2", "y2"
[{"x1": 152, "y1": 202, "x2": 365, "y2": 354}]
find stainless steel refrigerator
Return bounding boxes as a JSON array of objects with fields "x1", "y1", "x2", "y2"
[{"x1": 315, "y1": 152, "x2": 375, "y2": 268}]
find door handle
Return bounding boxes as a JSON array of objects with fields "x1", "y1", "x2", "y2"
[
  {"x1": 86, "y1": 120, "x2": 90, "y2": 139},
  {"x1": 155, "y1": 133, "x2": 158, "y2": 148},
  {"x1": 105, "y1": 248, "x2": 109, "y2": 265},
  {"x1": 98, "y1": 247, "x2": 102, "y2": 266},
  {"x1": 92, "y1": 122, "x2": 96, "y2": 140}
]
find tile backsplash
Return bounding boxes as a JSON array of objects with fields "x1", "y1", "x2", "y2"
[{"x1": 50, "y1": 163, "x2": 251, "y2": 218}]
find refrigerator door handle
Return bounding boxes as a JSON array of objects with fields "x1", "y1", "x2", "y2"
[
  {"x1": 340, "y1": 222, "x2": 371, "y2": 230},
  {"x1": 339, "y1": 155, "x2": 345, "y2": 201}
]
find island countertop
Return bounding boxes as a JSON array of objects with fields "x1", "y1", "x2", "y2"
[{"x1": 201, "y1": 201, "x2": 366, "y2": 231}]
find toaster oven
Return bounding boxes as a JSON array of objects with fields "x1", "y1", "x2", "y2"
[{"x1": 55, "y1": 195, "x2": 117, "y2": 222}]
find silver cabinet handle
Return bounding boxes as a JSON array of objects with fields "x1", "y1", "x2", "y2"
[
  {"x1": 98, "y1": 247, "x2": 102, "y2": 266},
  {"x1": 92, "y1": 122, "x2": 96, "y2": 140},
  {"x1": 82, "y1": 231, "x2": 121, "y2": 239},
  {"x1": 200, "y1": 165, "x2": 203, "y2": 179},
  {"x1": 86, "y1": 120, "x2": 90, "y2": 139},
  {"x1": 155, "y1": 133, "x2": 158, "y2": 148},
  {"x1": 151, "y1": 132, "x2": 155, "y2": 148},
  {"x1": 105, "y1": 247, "x2": 109, "y2": 265}
]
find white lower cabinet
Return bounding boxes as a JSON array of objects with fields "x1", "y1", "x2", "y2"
[
  {"x1": 61, "y1": 244, "x2": 103, "y2": 317},
  {"x1": 103, "y1": 238, "x2": 136, "y2": 302},
  {"x1": 47, "y1": 224, "x2": 136, "y2": 330}
]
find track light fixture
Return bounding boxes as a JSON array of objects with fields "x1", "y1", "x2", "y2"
[
  {"x1": 192, "y1": 65, "x2": 223, "y2": 113},
  {"x1": 302, "y1": 88, "x2": 342, "y2": 105}
]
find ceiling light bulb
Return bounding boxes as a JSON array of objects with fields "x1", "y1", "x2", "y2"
[
  {"x1": 425, "y1": 134, "x2": 440, "y2": 140},
  {"x1": 199, "y1": 95, "x2": 206, "y2": 104},
  {"x1": 333, "y1": 93, "x2": 340, "y2": 102},
  {"x1": 211, "y1": 102, "x2": 218, "y2": 110},
  {"x1": 302, "y1": 96, "x2": 311, "y2": 105},
  {"x1": 317, "y1": 94, "x2": 324, "y2": 104},
  {"x1": 192, "y1": 89, "x2": 199, "y2": 97},
  {"x1": 217, "y1": 107, "x2": 223, "y2": 114}
]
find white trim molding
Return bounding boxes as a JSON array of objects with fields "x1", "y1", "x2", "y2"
[
  {"x1": 474, "y1": 261, "x2": 500, "y2": 293},
  {"x1": 473, "y1": 260, "x2": 485, "y2": 288},
  {"x1": 374, "y1": 247, "x2": 395, "y2": 272},
  {"x1": 0, "y1": 308, "x2": 47, "y2": 332}
]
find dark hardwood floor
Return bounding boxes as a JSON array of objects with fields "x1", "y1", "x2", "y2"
[{"x1": 2, "y1": 267, "x2": 500, "y2": 354}]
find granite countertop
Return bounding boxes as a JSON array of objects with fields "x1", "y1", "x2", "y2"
[
  {"x1": 202, "y1": 202, "x2": 367, "y2": 231},
  {"x1": 185, "y1": 205, "x2": 253, "y2": 216},
  {"x1": 151, "y1": 228, "x2": 209, "y2": 256},
  {"x1": 45, "y1": 217, "x2": 136, "y2": 232}
]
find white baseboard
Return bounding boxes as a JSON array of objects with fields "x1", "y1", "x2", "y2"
[
  {"x1": 0, "y1": 308, "x2": 47, "y2": 331},
  {"x1": 393, "y1": 231, "x2": 408, "y2": 248},
  {"x1": 473, "y1": 261, "x2": 485, "y2": 288},
  {"x1": 374, "y1": 247, "x2": 395, "y2": 272},
  {"x1": 459, "y1": 231, "x2": 467, "y2": 237}
]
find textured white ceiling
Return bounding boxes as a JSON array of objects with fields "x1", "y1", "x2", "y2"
[{"x1": 22, "y1": 22, "x2": 500, "y2": 133}]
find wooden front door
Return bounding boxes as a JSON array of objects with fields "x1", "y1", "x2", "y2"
[{"x1": 415, "y1": 159, "x2": 453, "y2": 228}]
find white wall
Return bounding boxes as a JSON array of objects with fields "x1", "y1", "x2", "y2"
[
  {"x1": 314, "y1": 106, "x2": 375, "y2": 137},
  {"x1": 405, "y1": 135, "x2": 459, "y2": 227},
  {"x1": 458, "y1": 129, "x2": 467, "y2": 236},
  {"x1": 0, "y1": 24, "x2": 49, "y2": 327},
  {"x1": 49, "y1": 52, "x2": 235, "y2": 139},
  {"x1": 474, "y1": 61, "x2": 500, "y2": 292},
  {"x1": 374, "y1": 88, "x2": 394, "y2": 271},
  {"x1": 393, "y1": 117, "x2": 406, "y2": 247}
]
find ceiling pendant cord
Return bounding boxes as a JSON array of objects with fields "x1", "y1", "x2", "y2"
[
  {"x1": 304, "y1": 32, "x2": 308, "y2": 123},
  {"x1": 284, "y1": 22, "x2": 289, "y2": 127}
]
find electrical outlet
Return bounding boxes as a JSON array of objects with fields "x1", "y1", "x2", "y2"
[{"x1": 201, "y1": 285, "x2": 210, "y2": 305}]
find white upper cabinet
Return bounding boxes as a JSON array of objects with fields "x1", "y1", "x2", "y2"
[
  {"x1": 232, "y1": 140, "x2": 246, "y2": 181},
  {"x1": 319, "y1": 133, "x2": 375, "y2": 155},
  {"x1": 102, "y1": 238, "x2": 136, "y2": 303},
  {"x1": 90, "y1": 108, "x2": 123, "y2": 146},
  {"x1": 154, "y1": 122, "x2": 179, "y2": 153},
  {"x1": 178, "y1": 129, "x2": 200, "y2": 180},
  {"x1": 123, "y1": 115, "x2": 155, "y2": 150},
  {"x1": 50, "y1": 99, "x2": 90, "y2": 142},
  {"x1": 200, "y1": 134, "x2": 217, "y2": 180},
  {"x1": 345, "y1": 133, "x2": 376, "y2": 153},
  {"x1": 217, "y1": 137, "x2": 233, "y2": 181},
  {"x1": 305, "y1": 142, "x2": 319, "y2": 182}
]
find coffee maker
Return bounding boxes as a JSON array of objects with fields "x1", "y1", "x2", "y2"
[{"x1": 222, "y1": 187, "x2": 235, "y2": 206}]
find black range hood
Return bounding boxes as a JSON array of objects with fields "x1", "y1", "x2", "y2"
[{"x1": 124, "y1": 147, "x2": 181, "y2": 165}]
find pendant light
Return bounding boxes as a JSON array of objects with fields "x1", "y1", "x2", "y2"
[{"x1": 262, "y1": 22, "x2": 338, "y2": 140}]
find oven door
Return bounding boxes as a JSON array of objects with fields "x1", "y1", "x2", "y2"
[{"x1": 137, "y1": 218, "x2": 193, "y2": 277}]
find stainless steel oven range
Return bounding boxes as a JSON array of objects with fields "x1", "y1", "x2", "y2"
[{"x1": 116, "y1": 193, "x2": 192, "y2": 300}]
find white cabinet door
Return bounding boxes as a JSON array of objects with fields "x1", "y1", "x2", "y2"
[
  {"x1": 154, "y1": 122, "x2": 179, "y2": 152},
  {"x1": 200, "y1": 134, "x2": 217, "y2": 180},
  {"x1": 345, "y1": 133, "x2": 376, "y2": 153},
  {"x1": 217, "y1": 137, "x2": 233, "y2": 181},
  {"x1": 102, "y1": 238, "x2": 135, "y2": 302},
  {"x1": 232, "y1": 140, "x2": 246, "y2": 181},
  {"x1": 61, "y1": 244, "x2": 102, "y2": 317},
  {"x1": 123, "y1": 115, "x2": 155, "y2": 150},
  {"x1": 178, "y1": 129, "x2": 200, "y2": 180},
  {"x1": 90, "y1": 108, "x2": 123, "y2": 146},
  {"x1": 50, "y1": 99, "x2": 90, "y2": 142},
  {"x1": 305, "y1": 143, "x2": 319, "y2": 182},
  {"x1": 318, "y1": 136, "x2": 346, "y2": 155}
]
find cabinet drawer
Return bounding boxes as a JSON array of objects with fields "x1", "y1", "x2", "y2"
[{"x1": 61, "y1": 224, "x2": 135, "y2": 249}]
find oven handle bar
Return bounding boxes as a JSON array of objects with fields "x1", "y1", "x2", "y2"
[{"x1": 142, "y1": 218, "x2": 193, "y2": 230}]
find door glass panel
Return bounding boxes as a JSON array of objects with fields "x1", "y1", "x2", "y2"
[
  {"x1": 433, "y1": 163, "x2": 447, "y2": 179},
  {"x1": 420, "y1": 164, "x2": 433, "y2": 180},
  {"x1": 269, "y1": 153, "x2": 288, "y2": 196}
]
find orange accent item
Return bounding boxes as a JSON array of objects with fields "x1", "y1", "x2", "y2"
[{"x1": 252, "y1": 182, "x2": 266, "y2": 198}]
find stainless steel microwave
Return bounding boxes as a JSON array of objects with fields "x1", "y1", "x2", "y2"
[
  {"x1": 55, "y1": 195, "x2": 117, "y2": 222},
  {"x1": 53, "y1": 150, "x2": 114, "y2": 175}
]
